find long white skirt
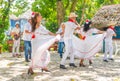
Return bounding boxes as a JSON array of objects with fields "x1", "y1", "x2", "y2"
[
  {"x1": 73, "y1": 33, "x2": 106, "y2": 59},
  {"x1": 30, "y1": 35, "x2": 60, "y2": 69}
]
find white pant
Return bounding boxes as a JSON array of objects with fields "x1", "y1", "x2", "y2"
[
  {"x1": 104, "y1": 40, "x2": 113, "y2": 60},
  {"x1": 12, "y1": 39, "x2": 20, "y2": 55},
  {"x1": 60, "y1": 39, "x2": 74, "y2": 65}
]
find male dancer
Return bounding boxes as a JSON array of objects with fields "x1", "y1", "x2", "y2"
[
  {"x1": 60, "y1": 12, "x2": 80, "y2": 69},
  {"x1": 103, "y1": 23, "x2": 116, "y2": 62}
]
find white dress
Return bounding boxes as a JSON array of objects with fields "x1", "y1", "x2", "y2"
[
  {"x1": 73, "y1": 28, "x2": 106, "y2": 59},
  {"x1": 30, "y1": 25, "x2": 60, "y2": 68}
]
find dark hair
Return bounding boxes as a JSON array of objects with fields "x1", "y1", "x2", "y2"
[
  {"x1": 83, "y1": 21, "x2": 92, "y2": 32},
  {"x1": 15, "y1": 24, "x2": 20, "y2": 28},
  {"x1": 103, "y1": 27, "x2": 109, "y2": 31},
  {"x1": 31, "y1": 12, "x2": 41, "y2": 32}
]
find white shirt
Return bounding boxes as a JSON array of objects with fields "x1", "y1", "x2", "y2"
[
  {"x1": 79, "y1": 28, "x2": 99, "y2": 36},
  {"x1": 34, "y1": 25, "x2": 50, "y2": 37},
  {"x1": 105, "y1": 28, "x2": 115, "y2": 42},
  {"x1": 22, "y1": 23, "x2": 32, "y2": 41},
  {"x1": 56, "y1": 27, "x2": 64, "y2": 42},
  {"x1": 12, "y1": 27, "x2": 20, "y2": 34},
  {"x1": 64, "y1": 21, "x2": 77, "y2": 39}
]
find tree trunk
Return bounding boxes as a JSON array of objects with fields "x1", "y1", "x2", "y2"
[
  {"x1": 110, "y1": 0, "x2": 113, "y2": 3},
  {"x1": 64, "y1": 0, "x2": 70, "y2": 9},
  {"x1": 79, "y1": 0, "x2": 86, "y2": 25},
  {"x1": 56, "y1": 0, "x2": 65, "y2": 26},
  {"x1": 70, "y1": 0, "x2": 78, "y2": 12}
]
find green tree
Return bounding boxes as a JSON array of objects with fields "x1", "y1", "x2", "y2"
[
  {"x1": 32, "y1": 0, "x2": 79, "y2": 32},
  {"x1": 32, "y1": 0, "x2": 57, "y2": 32},
  {"x1": 0, "y1": 0, "x2": 12, "y2": 44},
  {"x1": 0, "y1": 0, "x2": 29, "y2": 51},
  {"x1": 10, "y1": 0, "x2": 29, "y2": 16}
]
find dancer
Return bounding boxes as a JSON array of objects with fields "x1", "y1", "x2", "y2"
[
  {"x1": 56, "y1": 23, "x2": 65, "y2": 58},
  {"x1": 11, "y1": 22, "x2": 21, "y2": 57},
  {"x1": 77, "y1": 20, "x2": 104, "y2": 67},
  {"x1": 28, "y1": 12, "x2": 60, "y2": 75},
  {"x1": 103, "y1": 23, "x2": 116, "y2": 62},
  {"x1": 60, "y1": 12, "x2": 80, "y2": 69},
  {"x1": 22, "y1": 18, "x2": 32, "y2": 62}
]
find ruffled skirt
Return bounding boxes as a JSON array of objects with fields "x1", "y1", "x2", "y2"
[
  {"x1": 30, "y1": 35, "x2": 60, "y2": 68},
  {"x1": 72, "y1": 33, "x2": 106, "y2": 59}
]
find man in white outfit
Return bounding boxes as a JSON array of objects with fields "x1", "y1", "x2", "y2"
[
  {"x1": 103, "y1": 23, "x2": 116, "y2": 62},
  {"x1": 60, "y1": 12, "x2": 80, "y2": 69},
  {"x1": 11, "y1": 22, "x2": 20, "y2": 57}
]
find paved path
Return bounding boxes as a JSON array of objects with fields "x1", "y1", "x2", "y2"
[{"x1": 0, "y1": 52, "x2": 120, "y2": 81}]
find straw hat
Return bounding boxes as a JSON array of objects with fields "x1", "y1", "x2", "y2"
[
  {"x1": 107, "y1": 21, "x2": 116, "y2": 26},
  {"x1": 68, "y1": 12, "x2": 78, "y2": 18}
]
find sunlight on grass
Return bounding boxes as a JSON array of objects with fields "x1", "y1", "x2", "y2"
[
  {"x1": 114, "y1": 77, "x2": 120, "y2": 81},
  {"x1": 7, "y1": 62, "x2": 14, "y2": 66}
]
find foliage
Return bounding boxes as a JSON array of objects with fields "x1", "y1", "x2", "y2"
[
  {"x1": 32, "y1": 0, "x2": 120, "y2": 32},
  {"x1": 0, "y1": 0, "x2": 11, "y2": 45},
  {"x1": 0, "y1": 0, "x2": 120, "y2": 52},
  {"x1": 0, "y1": 0, "x2": 29, "y2": 52},
  {"x1": 10, "y1": 0, "x2": 29, "y2": 16},
  {"x1": 32, "y1": 0, "x2": 57, "y2": 32}
]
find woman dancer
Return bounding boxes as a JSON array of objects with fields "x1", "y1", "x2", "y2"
[
  {"x1": 28, "y1": 12, "x2": 60, "y2": 75},
  {"x1": 73, "y1": 20, "x2": 105, "y2": 67}
]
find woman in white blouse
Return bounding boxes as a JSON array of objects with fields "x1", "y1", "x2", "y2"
[
  {"x1": 28, "y1": 12, "x2": 60, "y2": 75},
  {"x1": 73, "y1": 20, "x2": 105, "y2": 67}
]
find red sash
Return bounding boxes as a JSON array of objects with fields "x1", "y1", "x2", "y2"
[{"x1": 68, "y1": 19, "x2": 74, "y2": 22}]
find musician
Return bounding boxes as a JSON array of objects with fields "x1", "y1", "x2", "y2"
[{"x1": 11, "y1": 22, "x2": 21, "y2": 57}]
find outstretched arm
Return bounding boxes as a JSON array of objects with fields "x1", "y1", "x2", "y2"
[
  {"x1": 97, "y1": 30, "x2": 104, "y2": 34},
  {"x1": 61, "y1": 23, "x2": 65, "y2": 35},
  {"x1": 25, "y1": 30, "x2": 32, "y2": 34},
  {"x1": 48, "y1": 32, "x2": 56, "y2": 36}
]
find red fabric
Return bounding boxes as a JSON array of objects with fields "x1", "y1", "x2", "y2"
[
  {"x1": 32, "y1": 12, "x2": 35, "y2": 15},
  {"x1": 82, "y1": 36, "x2": 86, "y2": 40},
  {"x1": 109, "y1": 26, "x2": 114, "y2": 31},
  {"x1": 32, "y1": 34, "x2": 35, "y2": 39},
  {"x1": 68, "y1": 19, "x2": 74, "y2": 22},
  {"x1": 86, "y1": 19, "x2": 89, "y2": 23}
]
